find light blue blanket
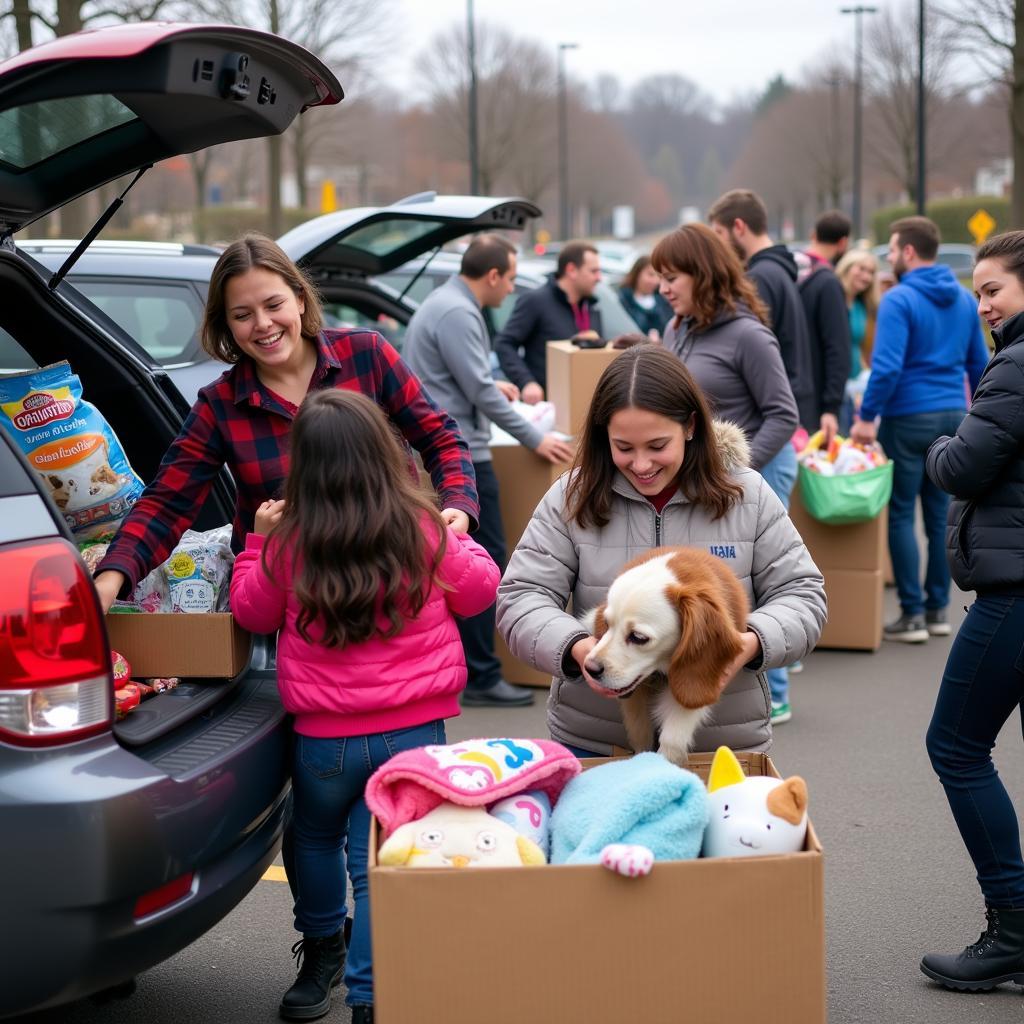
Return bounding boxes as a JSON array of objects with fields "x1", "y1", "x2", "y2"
[{"x1": 550, "y1": 753, "x2": 709, "y2": 864}]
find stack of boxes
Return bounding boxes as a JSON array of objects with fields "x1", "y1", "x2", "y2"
[{"x1": 788, "y1": 479, "x2": 887, "y2": 651}]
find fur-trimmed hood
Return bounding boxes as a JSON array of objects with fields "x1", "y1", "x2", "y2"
[{"x1": 712, "y1": 419, "x2": 751, "y2": 474}]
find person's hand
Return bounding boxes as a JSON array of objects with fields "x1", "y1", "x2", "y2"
[
  {"x1": 572, "y1": 635, "x2": 618, "y2": 699},
  {"x1": 819, "y1": 412, "x2": 839, "y2": 449},
  {"x1": 717, "y1": 630, "x2": 762, "y2": 695},
  {"x1": 535, "y1": 433, "x2": 575, "y2": 464},
  {"x1": 494, "y1": 379, "x2": 520, "y2": 402},
  {"x1": 93, "y1": 570, "x2": 126, "y2": 614},
  {"x1": 521, "y1": 382, "x2": 544, "y2": 405},
  {"x1": 441, "y1": 508, "x2": 470, "y2": 534},
  {"x1": 255, "y1": 499, "x2": 286, "y2": 536},
  {"x1": 849, "y1": 417, "x2": 877, "y2": 446}
]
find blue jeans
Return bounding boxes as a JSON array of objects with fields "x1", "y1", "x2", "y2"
[
  {"x1": 878, "y1": 409, "x2": 964, "y2": 618},
  {"x1": 291, "y1": 719, "x2": 445, "y2": 1006},
  {"x1": 759, "y1": 442, "x2": 798, "y2": 704},
  {"x1": 926, "y1": 595, "x2": 1024, "y2": 908}
]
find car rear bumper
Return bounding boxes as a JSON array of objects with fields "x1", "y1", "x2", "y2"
[{"x1": 0, "y1": 673, "x2": 291, "y2": 1018}]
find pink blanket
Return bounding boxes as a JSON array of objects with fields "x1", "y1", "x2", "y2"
[{"x1": 365, "y1": 737, "x2": 581, "y2": 836}]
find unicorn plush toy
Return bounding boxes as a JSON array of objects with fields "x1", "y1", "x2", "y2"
[{"x1": 702, "y1": 746, "x2": 808, "y2": 858}]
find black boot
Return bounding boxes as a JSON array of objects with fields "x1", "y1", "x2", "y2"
[
  {"x1": 921, "y1": 906, "x2": 1024, "y2": 991},
  {"x1": 350, "y1": 1006, "x2": 374, "y2": 1024},
  {"x1": 279, "y1": 931, "x2": 345, "y2": 1021}
]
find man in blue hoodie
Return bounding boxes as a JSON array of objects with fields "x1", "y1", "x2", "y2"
[{"x1": 851, "y1": 216, "x2": 989, "y2": 642}]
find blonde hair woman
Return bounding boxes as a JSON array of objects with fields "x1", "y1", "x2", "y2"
[{"x1": 836, "y1": 249, "x2": 881, "y2": 433}]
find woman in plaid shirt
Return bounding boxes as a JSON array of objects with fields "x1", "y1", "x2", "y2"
[{"x1": 93, "y1": 233, "x2": 479, "y2": 611}]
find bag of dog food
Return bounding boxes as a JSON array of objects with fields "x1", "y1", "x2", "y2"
[{"x1": 0, "y1": 361, "x2": 144, "y2": 539}]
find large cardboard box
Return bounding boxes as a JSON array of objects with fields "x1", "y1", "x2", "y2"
[
  {"x1": 105, "y1": 612, "x2": 252, "y2": 678},
  {"x1": 369, "y1": 750, "x2": 825, "y2": 1024},
  {"x1": 490, "y1": 440, "x2": 573, "y2": 688},
  {"x1": 789, "y1": 479, "x2": 887, "y2": 573},
  {"x1": 817, "y1": 568, "x2": 884, "y2": 651},
  {"x1": 546, "y1": 340, "x2": 624, "y2": 438}
]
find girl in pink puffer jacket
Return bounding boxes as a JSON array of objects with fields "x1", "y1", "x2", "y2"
[{"x1": 230, "y1": 389, "x2": 498, "y2": 1023}]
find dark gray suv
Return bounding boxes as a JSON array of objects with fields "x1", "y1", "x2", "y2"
[{"x1": 0, "y1": 23, "x2": 342, "y2": 1019}]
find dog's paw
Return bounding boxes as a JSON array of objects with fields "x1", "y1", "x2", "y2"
[{"x1": 599, "y1": 843, "x2": 654, "y2": 878}]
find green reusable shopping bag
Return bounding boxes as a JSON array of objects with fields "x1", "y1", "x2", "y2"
[{"x1": 797, "y1": 460, "x2": 893, "y2": 525}]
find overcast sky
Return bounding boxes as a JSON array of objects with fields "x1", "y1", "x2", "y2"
[{"x1": 384, "y1": 0, "x2": 893, "y2": 107}]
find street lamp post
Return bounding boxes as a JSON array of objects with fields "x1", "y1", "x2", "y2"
[
  {"x1": 840, "y1": 5, "x2": 877, "y2": 240},
  {"x1": 467, "y1": 0, "x2": 480, "y2": 194},
  {"x1": 916, "y1": 0, "x2": 926, "y2": 214},
  {"x1": 557, "y1": 42, "x2": 578, "y2": 242}
]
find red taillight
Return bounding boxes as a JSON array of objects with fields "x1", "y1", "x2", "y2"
[
  {"x1": 133, "y1": 872, "x2": 195, "y2": 919},
  {"x1": 0, "y1": 539, "x2": 113, "y2": 746}
]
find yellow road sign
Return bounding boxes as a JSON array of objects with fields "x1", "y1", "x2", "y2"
[
  {"x1": 968, "y1": 209, "x2": 996, "y2": 245},
  {"x1": 320, "y1": 180, "x2": 337, "y2": 214}
]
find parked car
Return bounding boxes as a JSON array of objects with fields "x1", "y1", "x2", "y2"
[{"x1": 0, "y1": 22, "x2": 343, "y2": 1019}]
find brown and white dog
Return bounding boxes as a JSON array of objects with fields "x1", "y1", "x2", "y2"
[{"x1": 581, "y1": 546, "x2": 750, "y2": 766}]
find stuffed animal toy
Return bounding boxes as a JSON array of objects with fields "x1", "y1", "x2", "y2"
[
  {"x1": 377, "y1": 803, "x2": 545, "y2": 868},
  {"x1": 549, "y1": 752, "x2": 709, "y2": 877},
  {"x1": 489, "y1": 790, "x2": 552, "y2": 857},
  {"x1": 701, "y1": 746, "x2": 808, "y2": 858}
]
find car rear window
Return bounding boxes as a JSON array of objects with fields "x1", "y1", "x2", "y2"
[
  {"x1": 70, "y1": 279, "x2": 202, "y2": 365},
  {"x1": 0, "y1": 95, "x2": 136, "y2": 168}
]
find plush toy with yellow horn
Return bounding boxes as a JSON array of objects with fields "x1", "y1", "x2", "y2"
[{"x1": 701, "y1": 746, "x2": 808, "y2": 858}]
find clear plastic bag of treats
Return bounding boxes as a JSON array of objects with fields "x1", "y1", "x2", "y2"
[{"x1": 164, "y1": 525, "x2": 235, "y2": 613}]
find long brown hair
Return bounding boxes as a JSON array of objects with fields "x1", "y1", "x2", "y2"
[
  {"x1": 564, "y1": 344, "x2": 744, "y2": 528},
  {"x1": 202, "y1": 233, "x2": 324, "y2": 363},
  {"x1": 262, "y1": 389, "x2": 448, "y2": 648},
  {"x1": 650, "y1": 223, "x2": 768, "y2": 330}
]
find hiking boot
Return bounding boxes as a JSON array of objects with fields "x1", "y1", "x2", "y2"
[
  {"x1": 279, "y1": 931, "x2": 345, "y2": 1021},
  {"x1": 770, "y1": 701, "x2": 792, "y2": 724},
  {"x1": 921, "y1": 906, "x2": 1024, "y2": 991},
  {"x1": 351, "y1": 1006, "x2": 375, "y2": 1024},
  {"x1": 883, "y1": 613, "x2": 929, "y2": 643},
  {"x1": 925, "y1": 608, "x2": 952, "y2": 636}
]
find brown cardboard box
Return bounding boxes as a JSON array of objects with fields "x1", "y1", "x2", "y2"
[
  {"x1": 490, "y1": 440, "x2": 573, "y2": 688},
  {"x1": 817, "y1": 568, "x2": 884, "y2": 651},
  {"x1": 369, "y1": 750, "x2": 825, "y2": 1024},
  {"x1": 546, "y1": 340, "x2": 624, "y2": 438},
  {"x1": 789, "y1": 478, "x2": 888, "y2": 572},
  {"x1": 105, "y1": 612, "x2": 252, "y2": 678}
]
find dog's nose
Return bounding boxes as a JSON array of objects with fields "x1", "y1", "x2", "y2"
[{"x1": 584, "y1": 659, "x2": 603, "y2": 678}]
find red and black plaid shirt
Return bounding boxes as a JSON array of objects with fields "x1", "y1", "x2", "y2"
[{"x1": 98, "y1": 329, "x2": 479, "y2": 591}]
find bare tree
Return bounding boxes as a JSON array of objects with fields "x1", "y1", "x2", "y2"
[
  {"x1": 863, "y1": 1, "x2": 964, "y2": 203},
  {"x1": 935, "y1": 0, "x2": 1024, "y2": 224},
  {"x1": 416, "y1": 21, "x2": 557, "y2": 199}
]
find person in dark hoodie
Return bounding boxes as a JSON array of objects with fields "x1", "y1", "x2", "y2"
[
  {"x1": 798, "y1": 210, "x2": 854, "y2": 446},
  {"x1": 920, "y1": 229, "x2": 1024, "y2": 994},
  {"x1": 708, "y1": 189, "x2": 816, "y2": 435},
  {"x1": 851, "y1": 216, "x2": 989, "y2": 643},
  {"x1": 494, "y1": 241, "x2": 603, "y2": 403}
]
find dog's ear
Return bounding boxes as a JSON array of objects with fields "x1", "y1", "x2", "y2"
[
  {"x1": 667, "y1": 585, "x2": 744, "y2": 709},
  {"x1": 592, "y1": 603, "x2": 608, "y2": 639}
]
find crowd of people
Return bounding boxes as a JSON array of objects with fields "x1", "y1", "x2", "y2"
[{"x1": 86, "y1": 193, "x2": 1024, "y2": 1017}]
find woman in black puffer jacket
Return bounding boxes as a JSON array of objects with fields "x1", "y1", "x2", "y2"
[{"x1": 921, "y1": 230, "x2": 1024, "y2": 992}]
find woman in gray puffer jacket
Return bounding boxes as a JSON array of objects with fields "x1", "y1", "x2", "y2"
[{"x1": 496, "y1": 345, "x2": 826, "y2": 756}]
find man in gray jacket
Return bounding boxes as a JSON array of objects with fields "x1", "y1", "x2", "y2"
[{"x1": 404, "y1": 234, "x2": 575, "y2": 707}]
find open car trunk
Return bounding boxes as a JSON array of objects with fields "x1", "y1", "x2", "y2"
[{"x1": 0, "y1": 246, "x2": 283, "y2": 756}]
